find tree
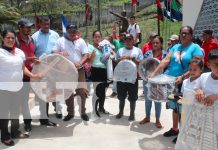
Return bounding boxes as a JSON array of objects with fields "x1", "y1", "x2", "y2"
[{"x1": 0, "y1": 2, "x2": 21, "y2": 31}]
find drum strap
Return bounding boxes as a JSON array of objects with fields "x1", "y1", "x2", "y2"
[{"x1": 179, "y1": 49, "x2": 185, "y2": 70}]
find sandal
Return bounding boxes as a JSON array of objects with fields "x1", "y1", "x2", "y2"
[
  {"x1": 1, "y1": 139, "x2": 15, "y2": 146},
  {"x1": 156, "y1": 121, "x2": 163, "y2": 128},
  {"x1": 139, "y1": 117, "x2": 150, "y2": 125}
]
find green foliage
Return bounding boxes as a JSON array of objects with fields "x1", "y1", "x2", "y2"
[
  {"x1": 0, "y1": 2, "x2": 21, "y2": 32},
  {"x1": 21, "y1": 0, "x2": 72, "y2": 16}
]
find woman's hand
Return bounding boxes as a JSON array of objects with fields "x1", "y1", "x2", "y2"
[
  {"x1": 90, "y1": 51, "x2": 96, "y2": 58},
  {"x1": 195, "y1": 89, "x2": 205, "y2": 103},
  {"x1": 147, "y1": 72, "x2": 156, "y2": 80},
  {"x1": 175, "y1": 76, "x2": 183, "y2": 85}
]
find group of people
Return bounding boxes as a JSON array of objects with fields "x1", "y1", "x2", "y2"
[{"x1": 0, "y1": 14, "x2": 218, "y2": 148}]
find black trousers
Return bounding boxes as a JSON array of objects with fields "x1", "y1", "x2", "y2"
[
  {"x1": 91, "y1": 67, "x2": 108, "y2": 109},
  {"x1": 117, "y1": 80, "x2": 138, "y2": 102},
  {"x1": 0, "y1": 90, "x2": 22, "y2": 140}
]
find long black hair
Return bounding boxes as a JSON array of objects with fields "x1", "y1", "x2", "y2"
[{"x1": 1, "y1": 28, "x2": 16, "y2": 51}]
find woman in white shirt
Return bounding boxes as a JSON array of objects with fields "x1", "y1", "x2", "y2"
[{"x1": 0, "y1": 29, "x2": 40, "y2": 146}]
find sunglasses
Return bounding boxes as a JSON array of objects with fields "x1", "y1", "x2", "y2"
[{"x1": 180, "y1": 32, "x2": 190, "y2": 36}]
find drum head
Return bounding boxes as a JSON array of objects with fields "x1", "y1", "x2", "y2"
[
  {"x1": 138, "y1": 57, "x2": 161, "y2": 81},
  {"x1": 31, "y1": 54, "x2": 78, "y2": 102},
  {"x1": 113, "y1": 60, "x2": 137, "y2": 83}
]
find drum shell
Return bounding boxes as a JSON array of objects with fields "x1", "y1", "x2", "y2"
[{"x1": 147, "y1": 74, "x2": 176, "y2": 102}]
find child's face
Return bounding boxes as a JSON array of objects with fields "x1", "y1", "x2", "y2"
[
  {"x1": 208, "y1": 58, "x2": 218, "y2": 77},
  {"x1": 189, "y1": 63, "x2": 202, "y2": 78}
]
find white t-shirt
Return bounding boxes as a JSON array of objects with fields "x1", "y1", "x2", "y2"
[
  {"x1": 0, "y1": 48, "x2": 25, "y2": 91},
  {"x1": 181, "y1": 77, "x2": 200, "y2": 93},
  {"x1": 195, "y1": 72, "x2": 218, "y2": 97},
  {"x1": 127, "y1": 23, "x2": 141, "y2": 41},
  {"x1": 53, "y1": 37, "x2": 88, "y2": 63},
  {"x1": 115, "y1": 46, "x2": 143, "y2": 61}
]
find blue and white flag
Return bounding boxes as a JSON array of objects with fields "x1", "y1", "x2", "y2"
[{"x1": 61, "y1": 14, "x2": 69, "y2": 36}]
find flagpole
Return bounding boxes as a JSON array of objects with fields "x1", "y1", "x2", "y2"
[
  {"x1": 97, "y1": 0, "x2": 101, "y2": 31},
  {"x1": 157, "y1": 19, "x2": 160, "y2": 36},
  {"x1": 85, "y1": 0, "x2": 88, "y2": 41}
]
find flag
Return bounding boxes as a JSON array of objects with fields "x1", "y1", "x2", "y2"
[
  {"x1": 156, "y1": 0, "x2": 164, "y2": 21},
  {"x1": 35, "y1": 16, "x2": 40, "y2": 31},
  {"x1": 132, "y1": 0, "x2": 136, "y2": 6},
  {"x1": 163, "y1": 0, "x2": 183, "y2": 21},
  {"x1": 61, "y1": 14, "x2": 69, "y2": 36}
]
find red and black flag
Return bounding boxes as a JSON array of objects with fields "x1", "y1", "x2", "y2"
[
  {"x1": 35, "y1": 15, "x2": 40, "y2": 31},
  {"x1": 132, "y1": 0, "x2": 137, "y2": 6},
  {"x1": 85, "y1": 0, "x2": 92, "y2": 21},
  {"x1": 156, "y1": 0, "x2": 164, "y2": 21}
]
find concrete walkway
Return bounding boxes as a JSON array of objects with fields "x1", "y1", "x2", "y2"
[{"x1": 0, "y1": 83, "x2": 176, "y2": 150}]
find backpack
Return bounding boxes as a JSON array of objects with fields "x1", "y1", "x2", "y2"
[{"x1": 135, "y1": 24, "x2": 142, "y2": 44}]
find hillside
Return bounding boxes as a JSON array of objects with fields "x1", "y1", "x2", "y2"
[{"x1": 79, "y1": 4, "x2": 182, "y2": 48}]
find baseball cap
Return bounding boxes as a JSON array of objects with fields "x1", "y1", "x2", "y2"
[
  {"x1": 203, "y1": 29, "x2": 213, "y2": 35},
  {"x1": 66, "y1": 24, "x2": 78, "y2": 31},
  {"x1": 170, "y1": 34, "x2": 179, "y2": 41},
  {"x1": 18, "y1": 18, "x2": 34, "y2": 27},
  {"x1": 124, "y1": 34, "x2": 133, "y2": 40},
  {"x1": 149, "y1": 32, "x2": 158, "y2": 38}
]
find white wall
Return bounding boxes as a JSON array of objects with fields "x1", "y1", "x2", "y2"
[{"x1": 182, "y1": 0, "x2": 204, "y2": 28}]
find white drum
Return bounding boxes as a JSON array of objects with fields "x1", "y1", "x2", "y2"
[
  {"x1": 138, "y1": 57, "x2": 161, "y2": 81},
  {"x1": 147, "y1": 74, "x2": 176, "y2": 102},
  {"x1": 113, "y1": 59, "x2": 137, "y2": 83},
  {"x1": 31, "y1": 54, "x2": 78, "y2": 102}
]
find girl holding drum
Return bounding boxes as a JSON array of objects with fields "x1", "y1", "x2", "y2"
[{"x1": 139, "y1": 36, "x2": 167, "y2": 128}]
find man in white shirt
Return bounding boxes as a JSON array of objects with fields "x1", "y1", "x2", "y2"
[
  {"x1": 115, "y1": 34, "x2": 143, "y2": 121},
  {"x1": 53, "y1": 24, "x2": 89, "y2": 121},
  {"x1": 127, "y1": 16, "x2": 141, "y2": 47}
]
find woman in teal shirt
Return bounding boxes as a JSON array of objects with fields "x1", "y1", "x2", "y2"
[{"x1": 88, "y1": 30, "x2": 109, "y2": 116}]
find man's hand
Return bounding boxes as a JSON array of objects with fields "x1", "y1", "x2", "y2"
[
  {"x1": 126, "y1": 55, "x2": 133, "y2": 60},
  {"x1": 120, "y1": 56, "x2": 127, "y2": 60},
  {"x1": 74, "y1": 62, "x2": 82, "y2": 69},
  {"x1": 58, "y1": 51, "x2": 69, "y2": 57}
]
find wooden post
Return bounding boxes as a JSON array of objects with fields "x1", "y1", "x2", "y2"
[
  {"x1": 97, "y1": 0, "x2": 101, "y2": 31},
  {"x1": 157, "y1": 19, "x2": 160, "y2": 36}
]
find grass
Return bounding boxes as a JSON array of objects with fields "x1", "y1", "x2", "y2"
[{"x1": 79, "y1": 3, "x2": 182, "y2": 49}]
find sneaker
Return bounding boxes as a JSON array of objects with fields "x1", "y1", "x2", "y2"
[
  {"x1": 63, "y1": 114, "x2": 74, "y2": 121},
  {"x1": 110, "y1": 92, "x2": 117, "y2": 98},
  {"x1": 81, "y1": 114, "x2": 89, "y2": 121},
  {"x1": 163, "y1": 128, "x2": 179, "y2": 137},
  {"x1": 172, "y1": 137, "x2": 177, "y2": 143}
]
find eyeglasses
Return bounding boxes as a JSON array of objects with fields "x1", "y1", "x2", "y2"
[{"x1": 180, "y1": 32, "x2": 190, "y2": 36}]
